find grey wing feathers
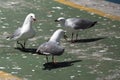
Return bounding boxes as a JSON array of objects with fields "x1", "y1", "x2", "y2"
[
  {"x1": 13, "y1": 28, "x2": 21, "y2": 38},
  {"x1": 69, "y1": 18, "x2": 97, "y2": 29},
  {"x1": 7, "y1": 27, "x2": 21, "y2": 39},
  {"x1": 36, "y1": 42, "x2": 64, "y2": 55}
]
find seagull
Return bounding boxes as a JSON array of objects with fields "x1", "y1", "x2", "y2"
[
  {"x1": 36, "y1": 29, "x2": 66, "y2": 63},
  {"x1": 55, "y1": 17, "x2": 97, "y2": 42},
  {"x1": 7, "y1": 13, "x2": 36, "y2": 49}
]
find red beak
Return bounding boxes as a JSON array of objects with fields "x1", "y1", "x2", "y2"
[{"x1": 33, "y1": 18, "x2": 36, "y2": 21}]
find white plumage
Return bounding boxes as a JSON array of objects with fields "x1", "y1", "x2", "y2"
[{"x1": 7, "y1": 13, "x2": 36, "y2": 49}]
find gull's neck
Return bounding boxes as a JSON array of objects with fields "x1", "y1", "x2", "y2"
[
  {"x1": 22, "y1": 16, "x2": 32, "y2": 29},
  {"x1": 49, "y1": 31, "x2": 62, "y2": 43}
]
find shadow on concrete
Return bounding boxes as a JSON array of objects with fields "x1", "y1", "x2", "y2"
[
  {"x1": 69, "y1": 37, "x2": 106, "y2": 43},
  {"x1": 43, "y1": 60, "x2": 82, "y2": 70},
  {"x1": 15, "y1": 47, "x2": 40, "y2": 54}
]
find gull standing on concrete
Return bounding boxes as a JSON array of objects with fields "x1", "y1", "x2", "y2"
[
  {"x1": 55, "y1": 17, "x2": 97, "y2": 42},
  {"x1": 7, "y1": 13, "x2": 36, "y2": 49},
  {"x1": 36, "y1": 29, "x2": 66, "y2": 63}
]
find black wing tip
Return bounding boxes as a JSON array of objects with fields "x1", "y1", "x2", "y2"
[
  {"x1": 91, "y1": 21, "x2": 98, "y2": 27},
  {"x1": 94, "y1": 21, "x2": 97, "y2": 24},
  {"x1": 6, "y1": 36, "x2": 12, "y2": 39},
  {"x1": 36, "y1": 48, "x2": 43, "y2": 54},
  {"x1": 6, "y1": 36, "x2": 9, "y2": 39}
]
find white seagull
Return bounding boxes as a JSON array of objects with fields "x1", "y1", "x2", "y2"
[
  {"x1": 36, "y1": 29, "x2": 66, "y2": 63},
  {"x1": 7, "y1": 13, "x2": 36, "y2": 49},
  {"x1": 55, "y1": 17, "x2": 97, "y2": 42}
]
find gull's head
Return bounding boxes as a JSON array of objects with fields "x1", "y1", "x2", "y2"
[
  {"x1": 55, "y1": 29, "x2": 68, "y2": 41},
  {"x1": 55, "y1": 29, "x2": 66, "y2": 37},
  {"x1": 27, "y1": 13, "x2": 36, "y2": 22},
  {"x1": 57, "y1": 29, "x2": 64, "y2": 34},
  {"x1": 49, "y1": 29, "x2": 68, "y2": 42},
  {"x1": 55, "y1": 17, "x2": 65, "y2": 22}
]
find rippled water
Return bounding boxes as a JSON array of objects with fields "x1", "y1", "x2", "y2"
[{"x1": 106, "y1": 0, "x2": 120, "y2": 4}]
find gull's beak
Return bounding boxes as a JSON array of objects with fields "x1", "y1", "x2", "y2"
[
  {"x1": 33, "y1": 18, "x2": 36, "y2": 21},
  {"x1": 54, "y1": 19, "x2": 59, "y2": 22}
]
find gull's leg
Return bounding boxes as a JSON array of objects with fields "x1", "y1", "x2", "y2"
[
  {"x1": 23, "y1": 40, "x2": 27, "y2": 49},
  {"x1": 52, "y1": 55, "x2": 55, "y2": 63},
  {"x1": 76, "y1": 33, "x2": 78, "y2": 40},
  {"x1": 17, "y1": 41, "x2": 25, "y2": 49},
  {"x1": 71, "y1": 33, "x2": 74, "y2": 42},
  {"x1": 46, "y1": 55, "x2": 48, "y2": 63}
]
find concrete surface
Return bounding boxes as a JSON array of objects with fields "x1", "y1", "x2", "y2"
[
  {"x1": 0, "y1": 0, "x2": 120, "y2": 80},
  {"x1": 69, "y1": 0, "x2": 120, "y2": 17}
]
